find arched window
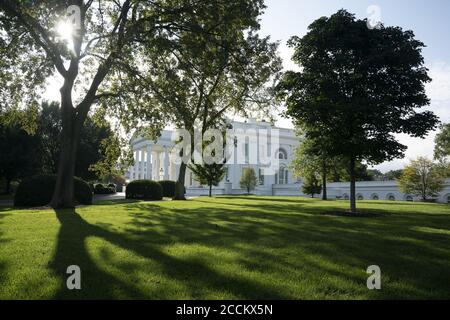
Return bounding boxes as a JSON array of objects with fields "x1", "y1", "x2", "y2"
[
  {"x1": 406, "y1": 195, "x2": 414, "y2": 202},
  {"x1": 343, "y1": 194, "x2": 349, "y2": 200},
  {"x1": 357, "y1": 194, "x2": 364, "y2": 201},
  {"x1": 388, "y1": 195, "x2": 396, "y2": 201},
  {"x1": 278, "y1": 148, "x2": 288, "y2": 160},
  {"x1": 447, "y1": 195, "x2": 450, "y2": 204},
  {"x1": 371, "y1": 194, "x2": 379, "y2": 200}
]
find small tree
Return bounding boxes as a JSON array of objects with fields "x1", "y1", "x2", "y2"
[
  {"x1": 240, "y1": 168, "x2": 257, "y2": 194},
  {"x1": 301, "y1": 175, "x2": 322, "y2": 198},
  {"x1": 398, "y1": 157, "x2": 445, "y2": 201},
  {"x1": 188, "y1": 163, "x2": 226, "y2": 197}
]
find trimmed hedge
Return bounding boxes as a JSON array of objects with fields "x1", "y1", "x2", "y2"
[
  {"x1": 159, "y1": 180, "x2": 176, "y2": 198},
  {"x1": 14, "y1": 175, "x2": 93, "y2": 207},
  {"x1": 126, "y1": 180, "x2": 163, "y2": 200},
  {"x1": 94, "y1": 183, "x2": 116, "y2": 195}
]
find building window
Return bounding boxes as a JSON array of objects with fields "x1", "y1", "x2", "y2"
[
  {"x1": 372, "y1": 194, "x2": 379, "y2": 200},
  {"x1": 446, "y1": 196, "x2": 450, "y2": 204},
  {"x1": 357, "y1": 194, "x2": 364, "y2": 200},
  {"x1": 278, "y1": 166, "x2": 288, "y2": 185},
  {"x1": 406, "y1": 195, "x2": 414, "y2": 202},
  {"x1": 278, "y1": 148, "x2": 288, "y2": 160},
  {"x1": 343, "y1": 194, "x2": 349, "y2": 200},
  {"x1": 388, "y1": 195, "x2": 396, "y2": 201},
  {"x1": 258, "y1": 168, "x2": 264, "y2": 185}
]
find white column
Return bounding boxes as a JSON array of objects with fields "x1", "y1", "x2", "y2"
[
  {"x1": 164, "y1": 146, "x2": 169, "y2": 180},
  {"x1": 146, "y1": 144, "x2": 152, "y2": 180},
  {"x1": 155, "y1": 151, "x2": 161, "y2": 181},
  {"x1": 133, "y1": 149, "x2": 139, "y2": 180}
]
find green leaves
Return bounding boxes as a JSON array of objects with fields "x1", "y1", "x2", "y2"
[{"x1": 398, "y1": 157, "x2": 446, "y2": 200}]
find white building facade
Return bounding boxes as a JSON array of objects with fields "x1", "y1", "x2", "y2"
[{"x1": 127, "y1": 119, "x2": 450, "y2": 203}]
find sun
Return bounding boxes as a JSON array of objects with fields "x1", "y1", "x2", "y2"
[{"x1": 56, "y1": 20, "x2": 75, "y2": 52}]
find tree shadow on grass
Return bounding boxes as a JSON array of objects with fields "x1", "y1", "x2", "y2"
[
  {"x1": 50, "y1": 208, "x2": 289, "y2": 299},
  {"x1": 120, "y1": 201, "x2": 450, "y2": 299}
]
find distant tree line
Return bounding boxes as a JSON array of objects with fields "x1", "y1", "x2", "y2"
[{"x1": 0, "y1": 101, "x2": 122, "y2": 194}]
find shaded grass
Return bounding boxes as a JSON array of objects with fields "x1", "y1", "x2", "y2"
[{"x1": 0, "y1": 196, "x2": 449, "y2": 299}]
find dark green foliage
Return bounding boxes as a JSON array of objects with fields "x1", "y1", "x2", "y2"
[
  {"x1": 278, "y1": 10, "x2": 439, "y2": 213},
  {"x1": 37, "y1": 102, "x2": 117, "y2": 181},
  {"x1": 94, "y1": 184, "x2": 116, "y2": 195},
  {"x1": 188, "y1": 163, "x2": 226, "y2": 197},
  {"x1": 302, "y1": 175, "x2": 322, "y2": 198},
  {"x1": 126, "y1": 180, "x2": 163, "y2": 201},
  {"x1": 158, "y1": 180, "x2": 176, "y2": 198},
  {"x1": 14, "y1": 175, "x2": 92, "y2": 207},
  {"x1": 0, "y1": 111, "x2": 41, "y2": 194}
]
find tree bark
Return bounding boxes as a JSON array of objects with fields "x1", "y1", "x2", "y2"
[
  {"x1": 173, "y1": 162, "x2": 187, "y2": 200},
  {"x1": 5, "y1": 178, "x2": 11, "y2": 195},
  {"x1": 50, "y1": 84, "x2": 84, "y2": 208},
  {"x1": 322, "y1": 161, "x2": 327, "y2": 201},
  {"x1": 209, "y1": 184, "x2": 212, "y2": 197},
  {"x1": 349, "y1": 156, "x2": 357, "y2": 214}
]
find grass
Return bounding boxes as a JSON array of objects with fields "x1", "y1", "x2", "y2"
[{"x1": 0, "y1": 196, "x2": 449, "y2": 299}]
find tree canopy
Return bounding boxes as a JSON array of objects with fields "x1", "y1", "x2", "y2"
[
  {"x1": 1, "y1": 0, "x2": 270, "y2": 207},
  {"x1": 398, "y1": 157, "x2": 445, "y2": 201},
  {"x1": 277, "y1": 10, "x2": 439, "y2": 213}
]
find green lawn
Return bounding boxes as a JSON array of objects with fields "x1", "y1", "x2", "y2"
[{"x1": 0, "y1": 196, "x2": 449, "y2": 299}]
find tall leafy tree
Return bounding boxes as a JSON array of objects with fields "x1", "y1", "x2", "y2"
[
  {"x1": 0, "y1": 111, "x2": 40, "y2": 194},
  {"x1": 123, "y1": 2, "x2": 282, "y2": 199},
  {"x1": 0, "y1": 0, "x2": 244, "y2": 207},
  {"x1": 398, "y1": 157, "x2": 445, "y2": 201},
  {"x1": 291, "y1": 134, "x2": 334, "y2": 200},
  {"x1": 188, "y1": 163, "x2": 226, "y2": 197},
  {"x1": 37, "y1": 101, "x2": 122, "y2": 181},
  {"x1": 277, "y1": 10, "x2": 439, "y2": 213}
]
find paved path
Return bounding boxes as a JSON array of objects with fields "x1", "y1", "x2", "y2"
[
  {"x1": 0, "y1": 200, "x2": 13, "y2": 207},
  {"x1": 93, "y1": 192, "x2": 126, "y2": 203}
]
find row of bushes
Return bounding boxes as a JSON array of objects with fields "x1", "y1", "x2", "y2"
[
  {"x1": 13, "y1": 175, "x2": 176, "y2": 207},
  {"x1": 126, "y1": 180, "x2": 176, "y2": 200},
  {"x1": 14, "y1": 175, "x2": 93, "y2": 207}
]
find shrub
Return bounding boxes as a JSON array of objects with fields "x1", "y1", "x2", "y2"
[
  {"x1": 159, "y1": 180, "x2": 176, "y2": 198},
  {"x1": 14, "y1": 175, "x2": 93, "y2": 207},
  {"x1": 94, "y1": 183, "x2": 116, "y2": 195},
  {"x1": 126, "y1": 180, "x2": 163, "y2": 200}
]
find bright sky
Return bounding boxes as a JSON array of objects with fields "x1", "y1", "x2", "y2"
[
  {"x1": 259, "y1": 0, "x2": 450, "y2": 172},
  {"x1": 44, "y1": 1, "x2": 450, "y2": 172}
]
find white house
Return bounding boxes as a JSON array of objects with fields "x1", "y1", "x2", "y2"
[{"x1": 127, "y1": 119, "x2": 450, "y2": 203}]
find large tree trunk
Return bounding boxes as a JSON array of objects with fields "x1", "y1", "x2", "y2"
[
  {"x1": 173, "y1": 162, "x2": 187, "y2": 200},
  {"x1": 322, "y1": 161, "x2": 327, "y2": 201},
  {"x1": 349, "y1": 156, "x2": 357, "y2": 214},
  {"x1": 4, "y1": 178, "x2": 11, "y2": 195},
  {"x1": 50, "y1": 84, "x2": 83, "y2": 208},
  {"x1": 209, "y1": 184, "x2": 212, "y2": 197}
]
